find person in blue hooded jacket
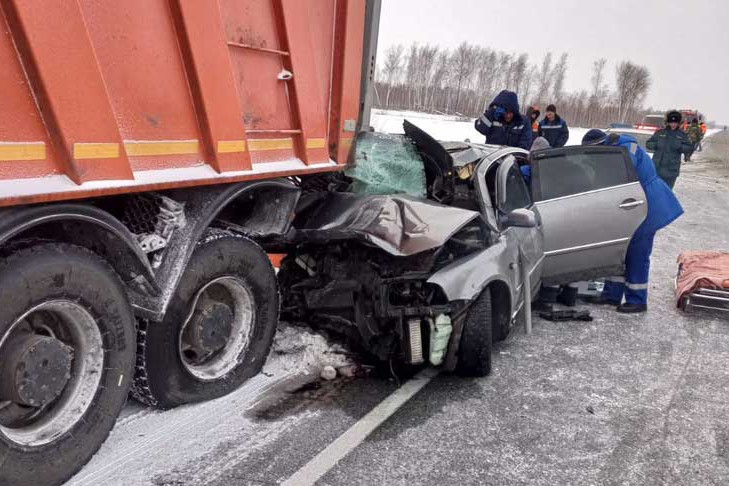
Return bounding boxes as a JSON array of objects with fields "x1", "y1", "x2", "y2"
[
  {"x1": 474, "y1": 90, "x2": 532, "y2": 150},
  {"x1": 582, "y1": 129, "x2": 684, "y2": 313}
]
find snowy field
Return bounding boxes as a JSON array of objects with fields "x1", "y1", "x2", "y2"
[{"x1": 371, "y1": 108, "x2": 589, "y2": 146}]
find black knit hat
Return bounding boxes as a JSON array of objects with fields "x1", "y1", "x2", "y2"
[
  {"x1": 582, "y1": 128, "x2": 607, "y2": 145},
  {"x1": 666, "y1": 110, "x2": 681, "y2": 123},
  {"x1": 546, "y1": 104, "x2": 557, "y2": 113}
]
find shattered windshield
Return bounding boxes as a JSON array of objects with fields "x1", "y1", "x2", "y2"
[{"x1": 346, "y1": 132, "x2": 427, "y2": 197}]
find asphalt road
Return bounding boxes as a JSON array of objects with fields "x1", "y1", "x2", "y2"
[{"x1": 66, "y1": 131, "x2": 729, "y2": 486}]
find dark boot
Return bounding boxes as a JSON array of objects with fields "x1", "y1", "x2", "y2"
[
  {"x1": 557, "y1": 286, "x2": 578, "y2": 307},
  {"x1": 591, "y1": 297, "x2": 621, "y2": 306},
  {"x1": 617, "y1": 303, "x2": 647, "y2": 314}
]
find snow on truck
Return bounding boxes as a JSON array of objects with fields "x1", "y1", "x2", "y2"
[{"x1": 0, "y1": 1, "x2": 380, "y2": 484}]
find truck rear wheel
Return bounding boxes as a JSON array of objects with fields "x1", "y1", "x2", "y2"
[
  {"x1": 132, "y1": 230, "x2": 278, "y2": 409},
  {"x1": 0, "y1": 243, "x2": 135, "y2": 486},
  {"x1": 456, "y1": 287, "x2": 494, "y2": 377}
]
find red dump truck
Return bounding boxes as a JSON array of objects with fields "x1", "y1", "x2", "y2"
[{"x1": 0, "y1": 1, "x2": 380, "y2": 484}]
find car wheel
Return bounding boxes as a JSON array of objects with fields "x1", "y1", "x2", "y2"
[
  {"x1": 456, "y1": 287, "x2": 493, "y2": 377},
  {"x1": 132, "y1": 230, "x2": 278, "y2": 409},
  {"x1": 0, "y1": 243, "x2": 135, "y2": 486}
]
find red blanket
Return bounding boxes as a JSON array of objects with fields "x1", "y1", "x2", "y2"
[{"x1": 676, "y1": 251, "x2": 729, "y2": 308}]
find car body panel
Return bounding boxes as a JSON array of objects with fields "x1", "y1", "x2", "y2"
[
  {"x1": 531, "y1": 145, "x2": 648, "y2": 285},
  {"x1": 606, "y1": 128, "x2": 656, "y2": 153},
  {"x1": 292, "y1": 192, "x2": 480, "y2": 257},
  {"x1": 427, "y1": 237, "x2": 514, "y2": 303}
]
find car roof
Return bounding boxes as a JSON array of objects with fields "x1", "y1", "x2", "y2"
[{"x1": 606, "y1": 127, "x2": 656, "y2": 135}]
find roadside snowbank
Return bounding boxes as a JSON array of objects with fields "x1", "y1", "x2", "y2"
[{"x1": 372, "y1": 108, "x2": 593, "y2": 147}]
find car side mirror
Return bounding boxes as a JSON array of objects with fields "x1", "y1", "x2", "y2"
[{"x1": 505, "y1": 208, "x2": 537, "y2": 228}]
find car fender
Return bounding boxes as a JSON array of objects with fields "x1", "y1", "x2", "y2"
[{"x1": 427, "y1": 237, "x2": 515, "y2": 308}]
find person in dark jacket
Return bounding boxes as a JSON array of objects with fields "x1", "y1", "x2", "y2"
[
  {"x1": 526, "y1": 105, "x2": 541, "y2": 141},
  {"x1": 646, "y1": 110, "x2": 693, "y2": 189},
  {"x1": 583, "y1": 129, "x2": 683, "y2": 313},
  {"x1": 538, "y1": 104, "x2": 569, "y2": 147},
  {"x1": 474, "y1": 90, "x2": 532, "y2": 150}
]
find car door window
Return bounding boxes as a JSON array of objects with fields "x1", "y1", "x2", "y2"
[
  {"x1": 502, "y1": 164, "x2": 532, "y2": 213},
  {"x1": 534, "y1": 149, "x2": 634, "y2": 201}
]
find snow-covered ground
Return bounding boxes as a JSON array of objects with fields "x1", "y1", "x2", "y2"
[
  {"x1": 65, "y1": 325, "x2": 353, "y2": 486},
  {"x1": 371, "y1": 108, "x2": 589, "y2": 146}
]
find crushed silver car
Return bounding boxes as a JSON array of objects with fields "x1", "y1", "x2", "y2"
[{"x1": 276, "y1": 121, "x2": 648, "y2": 376}]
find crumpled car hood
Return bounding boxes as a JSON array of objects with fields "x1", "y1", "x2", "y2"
[{"x1": 293, "y1": 192, "x2": 479, "y2": 257}]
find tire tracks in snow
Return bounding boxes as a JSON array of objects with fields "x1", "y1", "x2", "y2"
[{"x1": 65, "y1": 371, "x2": 298, "y2": 486}]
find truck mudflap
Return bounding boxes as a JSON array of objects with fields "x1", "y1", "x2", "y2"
[{"x1": 291, "y1": 192, "x2": 479, "y2": 257}]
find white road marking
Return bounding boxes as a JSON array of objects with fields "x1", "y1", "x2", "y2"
[{"x1": 282, "y1": 367, "x2": 439, "y2": 486}]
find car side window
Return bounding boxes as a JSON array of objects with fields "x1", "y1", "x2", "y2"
[
  {"x1": 535, "y1": 150, "x2": 632, "y2": 201},
  {"x1": 502, "y1": 164, "x2": 532, "y2": 213}
]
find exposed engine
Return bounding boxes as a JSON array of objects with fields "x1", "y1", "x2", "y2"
[{"x1": 279, "y1": 221, "x2": 486, "y2": 365}]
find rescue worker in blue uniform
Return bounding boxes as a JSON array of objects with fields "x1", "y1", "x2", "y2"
[
  {"x1": 474, "y1": 90, "x2": 532, "y2": 150},
  {"x1": 538, "y1": 104, "x2": 569, "y2": 147},
  {"x1": 582, "y1": 128, "x2": 684, "y2": 313}
]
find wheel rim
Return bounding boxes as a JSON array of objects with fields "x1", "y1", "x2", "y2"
[
  {"x1": 0, "y1": 301, "x2": 104, "y2": 447},
  {"x1": 178, "y1": 276, "x2": 255, "y2": 381}
]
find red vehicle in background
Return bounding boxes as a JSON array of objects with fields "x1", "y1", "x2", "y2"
[{"x1": 635, "y1": 113, "x2": 666, "y2": 132}]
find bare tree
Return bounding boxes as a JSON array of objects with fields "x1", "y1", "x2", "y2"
[
  {"x1": 587, "y1": 58, "x2": 608, "y2": 126},
  {"x1": 450, "y1": 42, "x2": 479, "y2": 114},
  {"x1": 615, "y1": 61, "x2": 651, "y2": 122},
  {"x1": 380, "y1": 45, "x2": 404, "y2": 108},
  {"x1": 536, "y1": 52, "x2": 553, "y2": 105},
  {"x1": 551, "y1": 53, "x2": 568, "y2": 103},
  {"x1": 512, "y1": 54, "x2": 529, "y2": 97}
]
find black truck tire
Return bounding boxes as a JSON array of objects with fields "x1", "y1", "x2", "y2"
[
  {"x1": 456, "y1": 287, "x2": 494, "y2": 377},
  {"x1": 0, "y1": 243, "x2": 135, "y2": 486},
  {"x1": 132, "y1": 230, "x2": 278, "y2": 409}
]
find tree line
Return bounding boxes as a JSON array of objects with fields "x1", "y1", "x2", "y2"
[{"x1": 375, "y1": 42, "x2": 653, "y2": 128}]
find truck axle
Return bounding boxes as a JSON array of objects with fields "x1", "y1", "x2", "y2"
[{"x1": 0, "y1": 333, "x2": 73, "y2": 408}]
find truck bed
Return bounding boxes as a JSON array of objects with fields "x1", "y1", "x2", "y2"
[{"x1": 0, "y1": 0, "x2": 365, "y2": 207}]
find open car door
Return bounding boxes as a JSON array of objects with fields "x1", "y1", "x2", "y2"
[{"x1": 531, "y1": 145, "x2": 647, "y2": 285}]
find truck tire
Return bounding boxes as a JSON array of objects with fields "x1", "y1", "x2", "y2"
[
  {"x1": 132, "y1": 230, "x2": 278, "y2": 409},
  {"x1": 0, "y1": 243, "x2": 135, "y2": 486},
  {"x1": 456, "y1": 287, "x2": 493, "y2": 377}
]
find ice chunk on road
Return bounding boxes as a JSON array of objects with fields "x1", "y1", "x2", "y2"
[{"x1": 264, "y1": 324, "x2": 353, "y2": 377}]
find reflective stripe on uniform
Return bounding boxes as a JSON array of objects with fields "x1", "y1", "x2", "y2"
[
  {"x1": 626, "y1": 282, "x2": 648, "y2": 290},
  {"x1": 513, "y1": 125, "x2": 524, "y2": 130},
  {"x1": 629, "y1": 142, "x2": 637, "y2": 154},
  {"x1": 492, "y1": 121, "x2": 503, "y2": 127},
  {"x1": 479, "y1": 115, "x2": 492, "y2": 127},
  {"x1": 540, "y1": 125, "x2": 562, "y2": 129}
]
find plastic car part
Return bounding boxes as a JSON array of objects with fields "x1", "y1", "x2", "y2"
[
  {"x1": 428, "y1": 314, "x2": 452, "y2": 366},
  {"x1": 405, "y1": 318, "x2": 424, "y2": 365}
]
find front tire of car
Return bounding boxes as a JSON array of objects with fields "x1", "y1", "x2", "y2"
[{"x1": 456, "y1": 287, "x2": 493, "y2": 377}]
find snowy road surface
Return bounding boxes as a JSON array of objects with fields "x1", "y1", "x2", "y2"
[{"x1": 65, "y1": 129, "x2": 729, "y2": 486}]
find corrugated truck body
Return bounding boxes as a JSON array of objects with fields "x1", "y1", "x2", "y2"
[{"x1": 0, "y1": 0, "x2": 366, "y2": 207}]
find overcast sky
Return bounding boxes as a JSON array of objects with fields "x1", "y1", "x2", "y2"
[{"x1": 377, "y1": 0, "x2": 729, "y2": 124}]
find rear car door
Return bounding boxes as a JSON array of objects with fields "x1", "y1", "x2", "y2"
[{"x1": 531, "y1": 145, "x2": 647, "y2": 285}]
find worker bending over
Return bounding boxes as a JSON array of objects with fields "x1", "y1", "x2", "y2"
[{"x1": 582, "y1": 129, "x2": 684, "y2": 313}]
